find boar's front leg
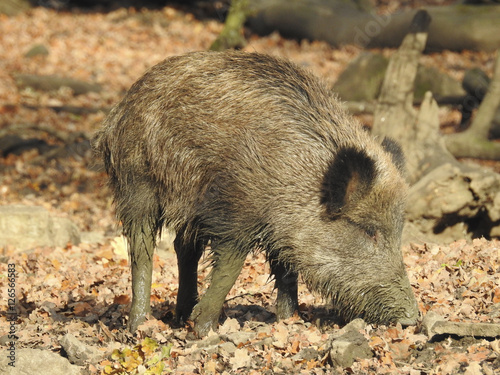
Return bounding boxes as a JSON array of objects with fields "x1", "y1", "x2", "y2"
[
  {"x1": 189, "y1": 243, "x2": 247, "y2": 337},
  {"x1": 270, "y1": 257, "x2": 299, "y2": 319}
]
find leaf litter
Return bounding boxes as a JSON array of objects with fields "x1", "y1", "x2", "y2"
[{"x1": 0, "y1": 3, "x2": 499, "y2": 374}]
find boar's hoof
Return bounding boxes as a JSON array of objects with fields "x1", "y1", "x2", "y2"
[
  {"x1": 128, "y1": 293, "x2": 152, "y2": 333},
  {"x1": 128, "y1": 310, "x2": 147, "y2": 333},
  {"x1": 189, "y1": 304, "x2": 219, "y2": 337}
]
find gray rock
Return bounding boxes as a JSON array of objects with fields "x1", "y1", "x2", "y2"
[
  {"x1": 225, "y1": 331, "x2": 256, "y2": 346},
  {"x1": 329, "y1": 330, "x2": 372, "y2": 368},
  {"x1": 421, "y1": 311, "x2": 447, "y2": 337},
  {"x1": 0, "y1": 205, "x2": 80, "y2": 251},
  {"x1": 59, "y1": 333, "x2": 103, "y2": 366},
  {"x1": 79, "y1": 231, "x2": 106, "y2": 244},
  {"x1": 0, "y1": 348, "x2": 81, "y2": 375},
  {"x1": 339, "y1": 318, "x2": 367, "y2": 334},
  {"x1": 186, "y1": 334, "x2": 222, "y2": 349},
  {"x1": 422, "y1": 311, "x2": 500, "y2": 339},
  {"x1": 25, "y1": 44, "x2": 49, "y2": 58},
  {"x1": 414, "y1": 65, "x2": 466, "y2": 101},
  {"x1": 218, "y1": 341, "x2": 237, "y2": 355},
  {"x1": 333, "y1": 52, "x2": 388, "y2": 102},
  {"x1": 292, "y1": 347, "x2": 320, "y2": 362},
  {"x1": 333, "y1": 52, "x2": 465, "y2": 103}
]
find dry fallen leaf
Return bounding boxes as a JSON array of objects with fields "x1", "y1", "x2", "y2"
[
  {"x1": 229, "y1": 348, "x2": 252, "y2": 369},
  {"x1": 272, "y1": 322, "x2": 289, "y2": 349},
  {"x1": 111, "y1": 236, "x2": 128, "y2": 260}
]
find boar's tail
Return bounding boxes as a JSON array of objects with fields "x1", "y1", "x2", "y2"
[
  {"x1": 91, "y1": 103, "x2": 121, "y2": 160},
  {"x1": 90, "y1": 128, "x2": 105, "y2": 158}
]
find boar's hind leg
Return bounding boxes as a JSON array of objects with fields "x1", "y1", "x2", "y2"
[
  {"x1": 270, "y1": 258, "x2": 299, "y2": 319},
  {"x1": 126, "y1": 221, "x2": 157, "y2": 333},
  {"x1": 173, "y1": 227, "x2": 204, "y2": 324},
  {"x1": 189, "y1": 245, "x2": 247, "y2": 337},
  {"x1": 118, "y1": 182, "x2": 162, "y2": 333}
]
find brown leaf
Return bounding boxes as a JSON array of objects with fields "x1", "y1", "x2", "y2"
[
  {"x1": 113, "y1": 294, "x2": 130, "y2": 305},
  {"x1": 272, "y1": 322, "x2": 289, "y2": 349},
  {"x1": 229, "y1": 348, "x2": 251, "y2": 369}
]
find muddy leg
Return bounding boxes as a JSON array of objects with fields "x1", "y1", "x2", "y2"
[
  {"x1": 270, "y1": 257, "x2": 299, "y2": 319},
  {"x1": 174, "y1": 228, "x2": 204, "y2": 324},
  {"x1": 190, "y1": 245, "x2": 246, "y2": 337},
  {"x1": 116, "y1": 179, "x2": 161, "y2": 333},
  {"x1": 127, "y1": 221, "x2": 157, "y2": 333}
]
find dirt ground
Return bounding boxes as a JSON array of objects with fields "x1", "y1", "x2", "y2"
[{"x1": 0, "y1": 2, "x2": 499, "y2": 374}]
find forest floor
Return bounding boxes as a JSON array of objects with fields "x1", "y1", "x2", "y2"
[{"x1": 0, "y1": 1, "x2": 499, "y2": 374}]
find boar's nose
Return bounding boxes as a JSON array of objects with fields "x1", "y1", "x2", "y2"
[
  {"x1": 397, "y1": 314, "x2": 418, "y2": 326},
  {"x1": 397, "y1": 298, "x2": 421, "y2": 326}
]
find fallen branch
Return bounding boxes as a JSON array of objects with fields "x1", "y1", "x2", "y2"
[{"x1": 248, "y1": 0, "x2": 500, "y2": 52}]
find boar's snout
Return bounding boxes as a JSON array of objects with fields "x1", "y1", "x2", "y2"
[
  {"x1": 393, "y1": 277, "x2": 420, "y2": 326},
  {"x1": 339, "y1": 274, "x2": 420, "y2": 326},
  {"x1": 396, "y1": 286, "x2": 420, "y2": 326}
]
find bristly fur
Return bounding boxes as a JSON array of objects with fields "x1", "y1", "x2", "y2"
[{"x1": 93, "y1": 50, "x2": 419, "y2": 333}]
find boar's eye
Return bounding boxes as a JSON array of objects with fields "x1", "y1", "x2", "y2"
[{"x1": 364, "y1": 227, "x2": 379, "y2": 243}]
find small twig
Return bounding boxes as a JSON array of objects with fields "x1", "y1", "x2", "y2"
[
  {"x1": 21, "y1": 103, "x2": 109, "y2": 115},
  {"x1": 224, "y1": 292, "x2": 264, "y2": 303}
]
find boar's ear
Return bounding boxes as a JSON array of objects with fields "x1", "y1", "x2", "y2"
[
  {"x1": 381, "y1": 137, "x2": 406, "y2": 174},
  {"x1": 321, "y1": 147, "x2": 376, "y2": 217}
]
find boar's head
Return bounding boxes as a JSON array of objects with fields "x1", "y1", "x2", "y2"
[{"x1": 291, "y1": 140, "x2": 419, "y2": 326}]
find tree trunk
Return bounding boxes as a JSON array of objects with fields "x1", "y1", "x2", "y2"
[
  {"x1": 0, "y1": 0, "x2": 32, "y2": 16},
  {"x1": 247, "y1": 0, "x2": 500, "y2": 52},
  {"x1": 371, "y1": 10, "x2": 459, "y2": 184},
  {"x1": 210, "y1": 0, "x2": 253, "y2": 51}
]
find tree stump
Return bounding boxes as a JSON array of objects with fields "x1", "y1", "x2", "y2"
[{"x1": 371, "y1": 10, "x2": 500, "y2": 243}]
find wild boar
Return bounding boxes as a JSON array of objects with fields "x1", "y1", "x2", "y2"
[{"x1": 93, "y1": 51, "x2": 419, "y2": 336}]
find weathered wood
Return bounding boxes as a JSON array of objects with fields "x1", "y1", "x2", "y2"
[
  {"x1": 248, "y1": 0, "x2": 500, "y2": 52},
  {"x1": 372, "y1": 10, "x2": 451, "y2": 184},
  {"x1": 371, "y1": 10, "x2": 500, "y2": 243}
]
